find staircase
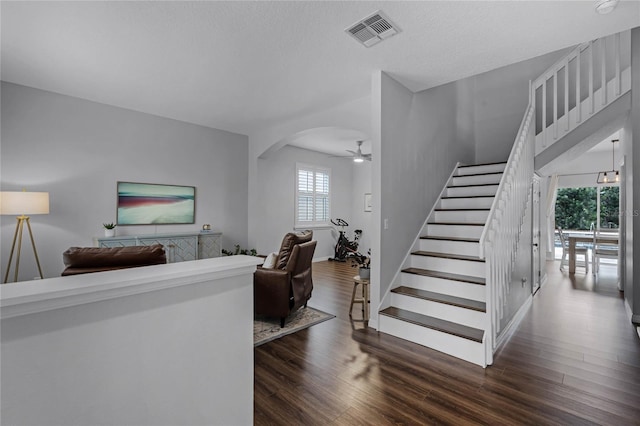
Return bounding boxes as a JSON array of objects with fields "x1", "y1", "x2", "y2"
[
  {"x1": 379, "y1": 161, "x2": 506, "y2": 367},
  {"x1": 376, "y1": 29, "x2": 632, "y2": 368}
]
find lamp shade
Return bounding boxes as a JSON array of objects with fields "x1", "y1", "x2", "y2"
[{"x1": 0, "y1": 192, "x2": 50, "y2": 215}]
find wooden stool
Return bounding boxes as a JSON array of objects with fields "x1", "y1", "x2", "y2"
[{"x1": 349, "y1": 275, "x2": 370, "y2": 321}]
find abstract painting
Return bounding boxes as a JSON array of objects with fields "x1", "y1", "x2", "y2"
[{"x1": 117, "y1": 182, "x2": 195, "y2": 225}]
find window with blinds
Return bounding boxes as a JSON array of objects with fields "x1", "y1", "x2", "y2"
[{"x1": 295, "y1": 164, "x2": 330, "y2": 227}]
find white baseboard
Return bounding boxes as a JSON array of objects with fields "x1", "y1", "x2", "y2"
[
  {"x1": 495, "y1": 295, "x2": 532, "y2": 351},
  {"x1": 313, "y1": 256, "x2": 331, "y2": 263},
  {"x1": 625, "y1": 299, "x2": 633, "y2": 322}
]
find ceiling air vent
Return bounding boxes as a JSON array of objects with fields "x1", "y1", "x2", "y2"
[{"x1": 345, "y1": 11, "x2": 400, "y2": 48}]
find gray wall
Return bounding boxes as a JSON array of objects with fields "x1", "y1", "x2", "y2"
[
  {"x1": 501, "y1": 197, "x2": 534, "y2": 331},
  {"x1": 376, "y1": 72, "x2": 475, "y2": 303},
  {"x1": 350, "y1": 160, "x2": 372, "y2": 255},
  {"x1": 254, "y1": 145, "x2": 354, "y2": 258},
  {"x1": 629, "y1": 27, "x2": 640, "y2": 322},
  {"x1": 470, "y1": 49, "x2": 569, "y2": 164},
  {"x1": 622, "y1": 116, "x2": 633, "y2": 305},
  {"x1": 1, "y1": 82, "x2": 249, "y2": 281}
]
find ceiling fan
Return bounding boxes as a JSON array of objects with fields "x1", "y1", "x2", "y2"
[{"x1": 342, "y1": 140, "x2": 372, "y2": 163}]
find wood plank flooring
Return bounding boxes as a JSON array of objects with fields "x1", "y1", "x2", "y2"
[{"x1": 254, "y1": 260, "x2": 640, "y2": 425}]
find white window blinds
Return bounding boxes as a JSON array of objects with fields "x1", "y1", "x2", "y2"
[{"x1": 296, "y1": 164, "x2": 330, "y2": 227}]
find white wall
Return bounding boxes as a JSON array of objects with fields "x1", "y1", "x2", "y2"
[
  {"x1": 374, "y1": 72, "x2": 475, "y2": 311},
  {"x1": 254, "y1": 145, "x2": 354, "y2": 258},
  {"x1": 1, "y1": 82, "x2": 249, "y2": 281},
  {"x1": 1, "y1": 257, "x2": 257, "y2": 425}
]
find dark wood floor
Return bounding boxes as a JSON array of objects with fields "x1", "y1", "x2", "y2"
[{"x1": 254, "y1": 260, "x2": 640, "y2": 425}]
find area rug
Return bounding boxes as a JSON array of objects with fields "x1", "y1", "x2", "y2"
[{"x1": 254, "y1": 307, "x2": 335, "y2": 347}]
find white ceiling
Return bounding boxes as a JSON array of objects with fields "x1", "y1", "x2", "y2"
[{"x1": 2, "y1": 1, "x2": 639, "y2": 156}]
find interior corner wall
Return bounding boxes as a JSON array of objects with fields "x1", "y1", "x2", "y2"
[
  {"x1": 377, "y1": 72, "x2": 474, "y2": 302},
  {"x1": 0, "y1": 82, "x2": 249, "y2": 281},
  {"x1": 253, "y1": 145, "x2": 353, "y2": 258}
]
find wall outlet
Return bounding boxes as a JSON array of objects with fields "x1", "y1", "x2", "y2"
[{"x1": 384, "y1": 218, "x2": 389, "y2": 230}]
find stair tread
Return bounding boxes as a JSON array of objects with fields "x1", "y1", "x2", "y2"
[
  {"x1": 420, "y1": 236, "x2": 480, "y2": 243},
  {"x1": 402, "y1": 267, "x2": 486, "y2": 285},
  {"x1": 428, "y1": 222, "x2": 485, "y2": 226},
  {"x1": 441, "y1": 195, "x2": 495, "y2": 199},
  {"x1": 458, "y1": 161, "x2": 507, "y2": 168},
  {"x1": 454, "y1": 171, "x2": 504, "y2": 178},
  {"x1": 434, "y1": 208, "x2": 490, "y2": 211},
  {"x1": 412, "y1": 251, "x2": 485, "y2": 262},
  {"x1": 392, "y1": 286, "x2": 486, "y2": 312},
  {"x1": 447, "y1": 183, "x2": 499, "y2": 189},
  {"x1": 379, "y1": 307, "x2": 484, "y2": 343}
]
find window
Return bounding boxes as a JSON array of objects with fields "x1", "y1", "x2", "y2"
[
  {"x1": 296, "y1": 164, "x2": 330, "y2": 227},
  {"x1": 555, "y1": 186, "x2": 619, "y2": 230}
]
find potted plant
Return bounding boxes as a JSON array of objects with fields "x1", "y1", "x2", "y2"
[
  {"x1": 222, "y1": 244, "x2": 257, "y2": 256},
  {"x1": 351, "y1": 249, "x2": 371, "y2": 279},
  {"x1": 103, "y1": 222, "x2": 117, "y2": 237}
]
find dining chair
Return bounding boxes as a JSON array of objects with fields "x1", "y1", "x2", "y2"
[
  {"x1": 592, "y1": 229, "x2": 619, "y2": 275},
  {"x1": 557, "y1": 226, "x2": 589, "y2": 273}
]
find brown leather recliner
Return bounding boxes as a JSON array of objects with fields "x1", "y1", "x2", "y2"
[{"x1": 254, "y1": 231, "x2": 316, "y2": 327}]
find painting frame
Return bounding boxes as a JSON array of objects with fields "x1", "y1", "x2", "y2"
[{"x1": 116, "y1": 181, "x2": 196, "y2": 225}]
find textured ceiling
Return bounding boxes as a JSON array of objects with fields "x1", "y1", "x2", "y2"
[{"x1": 2, "y1": 1, "x2": 639, "y2": 144}]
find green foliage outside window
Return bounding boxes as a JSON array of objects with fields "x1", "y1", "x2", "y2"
[
  {"x1": 600, "y1": 186, "x2": 619, "y2": 228},
  {"x1": 555, "y1": 187, "x2": 619, "y2": 230},
  {"x1": 555, "y1": 188, "x2": 597, "y2": 230}
]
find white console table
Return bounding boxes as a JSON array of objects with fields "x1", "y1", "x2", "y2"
[{"x1": 94, "y1": 232, "x2": 222, "y2": 263}]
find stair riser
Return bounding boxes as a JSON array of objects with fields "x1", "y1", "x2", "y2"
[
  {"x1": 417, "y1": 239, "x2": 480, "y2": 257},
  {"x1": 456, "y1": 163, "x2": 506, "y2": 176},
  {"x1": 410, "y1": 255, "x2": 485, "y2": 277},
  {"x1": 447, "y1": 185, "x2": 499, "y2": 198},
  {"x1": 439, "y1": 197, "x2": 494, "y2": 210},
  {"x1": 426, "y1": 224, "x2": 484, "y2": 239},
  {"x1": 433, "y1": 210, "x2": 489, "y2": 223},
  {"x1": 451, "y1": 174, "x2": 502, "y2": 186},
  {"x1": 390, "y1": 293, "x2": 485, "y2": 328},
  {"x1": 378, "y1": 315, "x2": 485, "y2": 367},
  {"x1": 401, "y1": 272, "x2": 486, "y2": 302}
]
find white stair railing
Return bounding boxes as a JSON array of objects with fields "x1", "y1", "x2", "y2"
[
  {"x1": 533, "y1": 30, "x2": 631, "y2": 155},
  {"x1": 479, "y1": 96, "x2": 535, "y2": 365}
]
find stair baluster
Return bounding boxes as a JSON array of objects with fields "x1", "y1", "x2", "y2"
[{"x1": 480, "y1": 101, "x2": 535, "y2": 364}]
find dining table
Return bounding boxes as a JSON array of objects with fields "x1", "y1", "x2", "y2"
[{"x1": 567, "y1": 231, "x2": 619, "y2": 274}]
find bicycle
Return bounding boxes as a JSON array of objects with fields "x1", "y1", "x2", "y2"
[{"x1": 329, "y1": 218, "x2": 362, "y2": 262}]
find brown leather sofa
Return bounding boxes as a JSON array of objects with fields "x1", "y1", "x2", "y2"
[
  {"x1": 61, "y1": 244, "x2": 167, "y2": 276},
  {"x1": 254, "y1": 230, "x2": 316, "y2": 327}
]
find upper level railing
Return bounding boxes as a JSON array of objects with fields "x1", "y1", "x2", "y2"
[{"x1": 533, "y1": 30, "x2": 631, "y2": 155}]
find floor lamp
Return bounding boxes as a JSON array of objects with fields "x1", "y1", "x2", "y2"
[{"x1": 1, "y1": 191, "x2": 50, "y2": 283}]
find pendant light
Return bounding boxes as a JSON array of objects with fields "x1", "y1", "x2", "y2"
[{"x1": 596, "y1": 139, "x2": 619, "y2": 184}]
